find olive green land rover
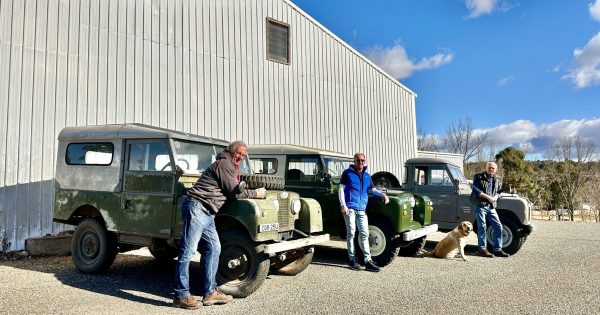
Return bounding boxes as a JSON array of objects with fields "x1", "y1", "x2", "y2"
[
  {"x1": 53, "y1": 124, "x2": 328, "y2": 297},
  {"x1": 248, "y1": 145, "x2": 438, "y2": 267}
]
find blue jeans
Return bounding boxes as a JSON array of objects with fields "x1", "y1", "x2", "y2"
[
  {"x1": 174, "y1": 198, "x2": 221, "y2": 300},
  {"x1": 475, "y1": 205, "x2": 503, "y2": 252},
  {"x1": 343, "y1": 209, "x2": 371, "y2": 262}
]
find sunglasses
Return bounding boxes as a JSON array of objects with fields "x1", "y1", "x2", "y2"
[{"x1": 355, "y1": 159, "x2": 366, "y2": 163}]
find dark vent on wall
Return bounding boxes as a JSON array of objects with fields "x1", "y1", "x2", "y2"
[{"x1": 266, "y1": 18, "x2": 290, "y2": 64}]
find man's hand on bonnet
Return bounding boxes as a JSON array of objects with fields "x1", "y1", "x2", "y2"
[{"x1": 255, "y1": 187, "x2": 267, "y2": 199}]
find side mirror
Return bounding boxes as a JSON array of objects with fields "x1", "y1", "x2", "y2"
[
  {"x1": 322, "y1": 173, "x2": 332, "y2": 182},
  {"x1": 238, "y1": 181, "x2": 247, "y2": 193},
  {"x1": 453, "y1": 179, "x2": 460, "y2": 186}
]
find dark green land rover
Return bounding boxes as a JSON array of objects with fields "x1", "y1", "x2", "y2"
[
  {"x1": 53, "y1": 124, "x2": 328, "y2": 297},
  {"x1": 248, "y1": 144, "x2": 438, "y2": 267}
]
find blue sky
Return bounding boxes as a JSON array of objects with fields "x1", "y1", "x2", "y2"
[{"x1": 291, "y1": 0, "x2": 600, "y2": 158}]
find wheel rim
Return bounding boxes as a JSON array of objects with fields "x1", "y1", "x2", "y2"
[
  {"x1": 79, "y1": 229, "x2": 101, "y2": 264},
  {"x1": 218, "y1": 243, "x2": 252, "y2": 284},
  {"x1": 375, "y1": 178, "x2": 391, "y2": 189},
  {"x1": 486, "y1": 224, "x2": 513, "y2": 248},
  {"x1": 368, "y1": 225, "x2": 387, "y2": 256}
]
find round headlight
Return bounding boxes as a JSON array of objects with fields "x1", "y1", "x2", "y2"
[
  {"x1": 291, "y1": 198, "x2": 302, "y2": 215},
  {"x1": 409, "y1": 196, "x2": 416, "y2": 208}
]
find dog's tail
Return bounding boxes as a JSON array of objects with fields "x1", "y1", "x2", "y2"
[{"x1": 420, "y1": 249, "x2": 435, "y2": 258}]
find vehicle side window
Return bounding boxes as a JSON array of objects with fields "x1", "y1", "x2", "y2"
[
  {"x1": 286, "y1": 156, "x2": 322, "y2": 182},
  {"x1": 249, "y1": 158, "x2": 278, "y2": 174},
  {"x1": 128, "y1": 141, "x2": 171, "y2": 171},
  {"x1": 66, "y1": 143, "x2": 114, "y2": 165},
  {"x1": 429, "y1": 167, "x2": 453, "y2": 186},
  {"x1": 415, "y1": 167, "x2": 428, "y2": 185}
]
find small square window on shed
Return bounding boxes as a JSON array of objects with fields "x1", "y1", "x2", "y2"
[{"x1": 266, "y1": 18, "x2": 290, "y2": 64}]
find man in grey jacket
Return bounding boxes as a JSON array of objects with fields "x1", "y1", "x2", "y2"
[{"x1": 173, "y1": 141, "x2": 266, "y2": 309}]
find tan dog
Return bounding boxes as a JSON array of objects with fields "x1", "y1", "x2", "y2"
[{"x1": 425, "y1": 221, "x2": 473, "y2": 261}]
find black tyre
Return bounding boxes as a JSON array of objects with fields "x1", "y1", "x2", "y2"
[
  {"x1": 149, "y1": 246, "x2": 179, "y2": 261},
  {"x1": 398, "y1": 236, "x2": 427, "y2": 257},
  {"x1": 371, "y1": 172, "x2": 400, "y2": 189},
  {"x1": 355, "y1": 216, "x2": 399, "y2": 267},
  {"x1": 217, "y1": 230, "x2": 270, "y2": 298},
  {"x1": 240, "y1": 174, "x2": 285, "y2": 190},
  {"x1": 486, "y1": 216, "x2": 526, "y2": 255},
  {"x1": 270, "y1": 248, "x2": 314, "y2": 276},
  {"x1": 71, "y1": 218, "x2": 118, "y2": 274}
]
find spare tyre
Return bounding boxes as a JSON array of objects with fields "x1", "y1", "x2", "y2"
[{"x1": 240, "y1": 174, "x2": 285, "y2": 190}]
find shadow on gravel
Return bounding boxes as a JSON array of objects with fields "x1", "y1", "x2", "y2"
[
  {"x1": 2, "y1": 254, "x2": 204, "y2": 306},
  {"x1": 312, "y1": 245, "x2": 351, "y2": 269}
]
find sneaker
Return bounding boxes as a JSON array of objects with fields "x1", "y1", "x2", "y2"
[
  {"x1": 493, "y1": 250, "x2": 510, "y2": 258},
  {"x1": 173, "y1": 295, "x2": 201, "y2": 309},
  {"x1": 203, "y1": 289, "x2": 233, "y2": 306},
  {"x1": 365, "y1": 260, "x2": 380, "y2": 272},
  {"x1": 477, "y1": 249, "x2": 494, "y2": 258},
  {"x1": 349, "y1": 259, "x2": 361, "y2": 271}
]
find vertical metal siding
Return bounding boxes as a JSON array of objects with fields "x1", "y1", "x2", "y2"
[{"x1": 0, "y1": 0, "x2": 417, "y2": 251}]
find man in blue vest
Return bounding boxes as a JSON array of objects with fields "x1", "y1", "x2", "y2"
[
  {"x1": 339, "y1": 152, "x2": 389, "y2": 272},
  {"x1": 471, "y1": 161, "x2": 510, "y2": 258}
]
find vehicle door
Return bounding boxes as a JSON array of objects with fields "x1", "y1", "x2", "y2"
[
  {"x1": 412, "y1": 164, "x2": 458, "y2": 230},
  {"x1": 121, "y1": 139, "x2": 176, "y2": 237},
  {"x1": 284, "y1": 155, "x2": 344, "y2": 236}
]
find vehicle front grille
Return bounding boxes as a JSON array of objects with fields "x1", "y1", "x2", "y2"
[{"x1": 277, "y1": 195, "x2": 294, "y2": 231}]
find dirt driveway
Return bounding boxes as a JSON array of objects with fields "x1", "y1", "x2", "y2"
[{"x1": 1, "y1": 220, "x2": 599, "y2": 314}]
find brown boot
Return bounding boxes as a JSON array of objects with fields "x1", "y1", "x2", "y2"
[
  {"x1": 173, "y1": 295, "x2": 201, "y2": 309},
  {"x1": 203, "y1": 289, "x2": 233, "y2": 306},
  {"x1": 493, "y1": 250, "x2": 510, "y2": 257},
  {"x1": 477, "y1": 248, "x2": 494, "y2": 258}
]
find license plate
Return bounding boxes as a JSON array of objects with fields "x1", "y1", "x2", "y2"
[{"x1": 259, "y1": 223, "x2": 279, "y2": 232}]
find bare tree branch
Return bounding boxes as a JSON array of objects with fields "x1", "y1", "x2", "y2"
[{"x1": 443, "y1": 117, "x2": 488, "y2": 165}]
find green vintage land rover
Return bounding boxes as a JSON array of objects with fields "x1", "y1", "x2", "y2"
[
  {"x1": 248, "y1": 144, "x2": 438, "y2": 267},
  {"x1": 53, "y1": 124, "x2": 328, "y2": 297}
]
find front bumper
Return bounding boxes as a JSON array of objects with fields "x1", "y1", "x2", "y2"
[
  {"x1": 401, "y1": 224, "x2": 438, "y2": 241},
  {"x1": 263, "y1": 234, "x2": 330, "y2": 254}
]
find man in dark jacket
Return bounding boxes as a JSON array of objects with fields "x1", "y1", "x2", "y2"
[
  {"x1": 173, "y1": 141, "x2": 266, "y2": 309},
  {"x1": 471, "y1": 162, "x2": 509, "y2": 258},
  {"x1": 338, "y1": 152, "x2": 389, "y2": 272}
]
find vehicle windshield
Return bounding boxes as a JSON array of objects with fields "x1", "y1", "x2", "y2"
[
  {"x1": 171, "y1": 141, "x2": 252, "y2": 175},
  {"x1": 448, "y1": 164, "x2": 468, "y2": 183},
  {"x1": 324, "y1": 156, "x2": 353, "y2": 178},
  {"x1": 169, "y1": 140, "x2": 218, "y2": 174}
]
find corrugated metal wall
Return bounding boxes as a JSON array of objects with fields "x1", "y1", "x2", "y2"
[{"x1": 0, "y1": 0, "x2": 418, "y2": 251}]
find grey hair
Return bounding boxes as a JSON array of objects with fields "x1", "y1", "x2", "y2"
[
  {"x1": 353, "y1": 152, "x2": 366, "y2": 161},
  {"x1": 486, "y1": 161, "x2": 498, "y2": 169},
  {"x1": 227, "y1": 140, "x2": 247, "y2": 152}
]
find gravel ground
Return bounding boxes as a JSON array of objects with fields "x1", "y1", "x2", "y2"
[{"x1": 1, "y1": 220, "x2": 599, "y2": 315}]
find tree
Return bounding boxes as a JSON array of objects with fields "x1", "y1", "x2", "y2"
[
  {"x1": 417, "y1": 127, "x2": 439, "y2": 151},
  {"x1": 495, "y1": 147, "x2": 536, "y2": 198},
  {"x1": 546, "y1": 136, "x2": 597, "y2": 221},
  {"x1": 577, "y1": 163, "x2": 600, "y2": 222},
  {"x1": 443, "y1": 117, "x2": 488, "y2": 166}
]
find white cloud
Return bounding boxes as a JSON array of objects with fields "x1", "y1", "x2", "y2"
[
  {"x1": 497, "y1": 75, "x2": 515, "y2": 86},
  {"x1": 463, "y1": 0, "x2": 517, "y2": 18},
  {"x1": 590, "y1": 0, "x2": 600, "y2": 22},
  {"x1": 563, "y1": 32, "x2": 600, "y2": 88},
  {"x1": 464, "y1": 0, "x2": 497, "y2": 18},
  {"x1": 363, "y1": 42, "x2": 454, "y2": 80},
  {"x1": 485, "y1": 119, "x2": 600, "y2": 156},
  {"x1": 434, "y1": 119, "x2": 600, "y2": 158}
]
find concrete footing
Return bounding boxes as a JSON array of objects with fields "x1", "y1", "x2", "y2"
[{"x1": 25, "y1": 233, "x2": 72, "y2": 256}]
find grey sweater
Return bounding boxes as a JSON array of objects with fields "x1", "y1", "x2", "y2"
[{"x1": 187, "y1": 150, "x2": 257, "y2": 214}]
